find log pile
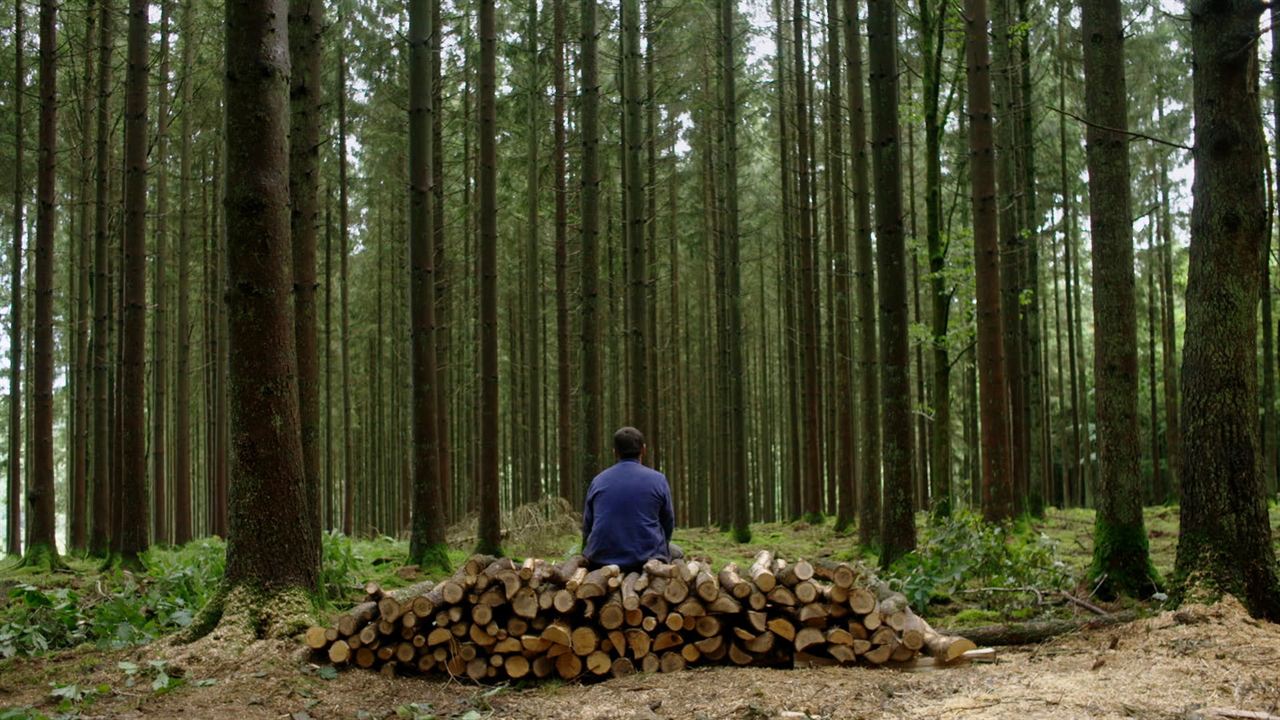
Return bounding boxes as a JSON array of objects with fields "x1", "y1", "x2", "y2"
[{"x1": 304, "y1": 551, "x2": 976, "y2": 682}]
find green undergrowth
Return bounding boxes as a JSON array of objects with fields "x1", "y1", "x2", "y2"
[{"x1": 1, "y1": 501, "x2": 1275, "y2": 662}]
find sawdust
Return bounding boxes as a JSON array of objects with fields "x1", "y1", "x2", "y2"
[{"x1": 2, "y1": 597, "x2": 1278, "y2": 719}]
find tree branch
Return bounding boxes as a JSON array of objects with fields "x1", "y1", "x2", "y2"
[{"x1": 1048, "y1": 105, "x2": 1193, "y2": 152}]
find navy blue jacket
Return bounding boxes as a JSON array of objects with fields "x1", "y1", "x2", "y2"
[{"x1": 582, "y1": 458, "x2": 674, "y2": 571}]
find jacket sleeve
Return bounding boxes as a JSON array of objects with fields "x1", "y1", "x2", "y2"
[
  {"x1": 581, "y1": 484, "x2": 595, "y2": 551},
  {"x1": 659, "y1": 478, "x2": 675, "y2": 543}
]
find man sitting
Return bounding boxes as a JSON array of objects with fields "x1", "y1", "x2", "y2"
[{"x1": 581, "y1": 427, "x2": 680, "y2": 572}]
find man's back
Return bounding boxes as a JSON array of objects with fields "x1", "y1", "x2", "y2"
[{"x1": 582, "y1": 458, "x2": 674, "y2": 571}]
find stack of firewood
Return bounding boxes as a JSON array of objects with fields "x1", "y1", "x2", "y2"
[{"x1": 304, "y1": 551, "x2": 976, "y2": 681}]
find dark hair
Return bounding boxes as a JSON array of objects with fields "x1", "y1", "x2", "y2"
[{"x1": 613, "y1": 426, "x2": 645, "y2": 459}]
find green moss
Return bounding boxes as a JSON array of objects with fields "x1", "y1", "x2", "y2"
[
  {"x1": 801, "y1": 512, "x2": 825, "y2": 526},
  {"x1": 474, "y1": 539, "x2": 504, "y2": 558},
  {"x1": 946, "y1": 608, "x2": 1001, "y2": 626},
  {"x1": 1090, "y1": 517, "x2": 1160, "y2": 600},
  {"x1": 731, "y1": 525, "x2": 752, "y2": 544},
  {"x1": 18, "y1": 542, "x2": 65, "y2": 572},
  {"x1": 409, "y1": 542, "x2": 451, "y2": 574}
]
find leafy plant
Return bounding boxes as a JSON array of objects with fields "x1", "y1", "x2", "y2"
[{"x1": 889, "y1": 510, "x2": 1075, "y2": 610}]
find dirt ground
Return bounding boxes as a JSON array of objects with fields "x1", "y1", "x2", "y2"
[{"x1": 1, "y1": 596, "x2": 1277, "y2": 719}]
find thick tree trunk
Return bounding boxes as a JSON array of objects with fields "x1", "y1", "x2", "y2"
[
  {"x1": 9, "y1": 0, "x2": 25, "y2": 558},
  {"x1": 409, "y1": 0, "x2": 448, "y2": 569},
  {"x1": 221, "y1": 0, "x2": 319, "y2": 593},
  {"x1": 477, "y1": 0, "x2": 502, "y2": 556},
  {"x1": 289, "y1": 0, "x2": 324, "y2": 547},
  {"x1": 26, "y1": 0, "x2": 61, "y2": 567},
  {"x1": 868, "y1": 0, "x2": 915, "y2": 567},
  {"x1": 1080, "y1": 0, "x2": 1154, "y2": 598},
  {"x1": 1176, "y1": 0, "x2": 1280, "y2": 621},
  {"x1": 118, "y1": 0, "x2": 150, "y2": 565},
  {"x1": 965, "y1": 0, "x2": 1014, "y2": 522}
]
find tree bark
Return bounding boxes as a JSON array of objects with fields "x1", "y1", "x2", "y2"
[
  {"x1": 1080, "y1": 0, "x2": 1154, "y2": 598},
  {"x1": 409, "y1": 0, "x2": 448, "y2": 569},
  {"x1": 554, "y1": 0, "x2": 573, "y2": 502},
  {"x1": 1176, "y1": 0, "x2": 1280, "y2": 621},
  {"x1": 524, "y1": 0, "x2": 542, "y2": 500},
  {"x1": 152, "y1": 0, "x2": 171, "y2": 546},
  {"x1": 868, "y1": 0, "x2": 915, "y2": 567},
  {"x1": 70, "y1": 0, "x2": 95, "y2": 552},
  {"x1": 622, "y1": 0, "x2": 648, "y2": 439},
  {"x1": 289, "y1": 0, "x2": 323, "y2": 548},
  {"x1": 25, "y1": 0, "x2": 61, "y2": 567},
  {"x1": 844, "y1": 0, "x2": 880, "y2": 543},
  {"x1": 221, "y1": 0, "x2": 320, "y2": 593},
  {"x1": 173, "y1": 0, "x2": 193, "y2": 544},
  {"x1": 477, "y1": 0, "x2": 502, "y2": 556},
  {"x1": 89, "y1": 0, "x2": 113, "y2": 555},
  {"x1": 9, "y1": 0, "x2": 25, "y2": 558},
  {"x1": 579, "y1": 0, "x2": 603, "y2": 502},
  {"x1": 965, "y1": 0, "x2": 1014, "y2": 522},
  {"x1": 720, "y1": 0, "x2": 750, "y2": 543},
  {"x1": 118, "y1": 0, "x2": 150, "y2": 565},
  {"x1": 826, "y1": 0, "x2": 854, "y2": 532},
  {"x1": 338, "y1": 45, "x2": 354, "y2": 537},
  {"x1": 793, "y1": 0, "x2": 822, "y2": 522}
]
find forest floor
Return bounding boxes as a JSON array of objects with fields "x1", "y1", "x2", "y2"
[{"x1": 0, "y1": 503, "x2": 1277, "y2": 720}]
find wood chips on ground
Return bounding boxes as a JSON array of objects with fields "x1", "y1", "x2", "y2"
[{"x1": 0, "y1": 597, "x2": 1277, "y2": 719}]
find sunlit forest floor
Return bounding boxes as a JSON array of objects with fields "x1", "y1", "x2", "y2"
[{"x1": 0, "y1": 503, "x2": 1277, "y2": 719}]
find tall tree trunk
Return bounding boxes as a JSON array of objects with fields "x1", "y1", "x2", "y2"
[
  {"x1": 25, "y1": 0, "x2": 59, "y2": 567},
  {"x1": 579, "y1": 0, "x2": 603, "y2": 501},
  {"x1": 173, "y1": 0, "x2": 193, "y2": 544},
  {"x1": 991, "y1": 0, "x2": 1027, "y2": 509},
  {"x1": 623, "y1": 0, "x2": 648, "y2": 439},
  {"x1": 720, "y1": 0, "x2": 750, "y2": 543},
  {"x1": 476, "y1": 0, "x2": 502, "y2": 556},
  {"x1": 9, "y1": 0, "x2": 25, "y2": 558},
  {"x1": 525, "y1": 0, "x2": 542, "y2": 499},
  {"x1": 220, "y1": 0, "x2": 320, "y2": 600},
  {"x1": 826, "y1": 0, "x2": 855, "y2": 533},
  {"x1": 1081, "y1": 0, "x2": 1154, "y2": 598},
  {"x1": 70, "y1": 0, "x2": 95, "y2": 553},
  {"x1": 338, "y1": 45, "x2": 354, "y2": 537},
  {"x1": 966, "y1": 0, "x2": 1014, "y2": 522},
  {"x1": 1147, "y1": 227, "x2": 1163, "y2": 504},
  {"x1": 553, "y1": 0, "x2": 573, "y2": 501},
  {"x1": 1157, "y1": 151, "x2": 1181, "y2": 501},
  {"x1": 90, "y1": 0, "x2": 113, "y2": 556},
  {"x1": 920, "y1": 0, "x2": 952, "y2": 516},
  {"x1": 118, "y1": 0, "x2": 150, "y2": 566},
  {"x1": 793, "y1": 0, "x2": 822, "y2": 522},
  {"x1": 844, "y1": 0, "x2": 880, "y2": 543},
  {"x1": 868, "y1": 0, "x2": 915, "y2": 567},
  {"x1": 1176, "y1": 0, "x2": 1280, "y2": 621},
  {"x1": 1019, "y1": 0, "x2": 1046, "y2": 512},
  {"x1": 409, "y1": 0, "x2": 448, "y2": 569},
  {"x1": 152, "y1": 0, "x2": 171, "y2": 546},
  {"x1": 289, "y1": 0, "x2": 323, "y2": 547}
]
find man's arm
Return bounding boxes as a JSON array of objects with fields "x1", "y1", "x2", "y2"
[
  {"x1": 659, "y1": 478, "x2": 674, "y2": 543},
  {"x1": 581, "y1": 486, "x2": 595, "y2": 553}
]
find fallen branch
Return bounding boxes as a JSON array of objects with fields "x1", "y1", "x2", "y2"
[
  {"x1": 1061, "y1": 592, "x2": 1108, "y2": 616},
  {"x1": 937, "y1": 611, "x2": 1140, "y2": 646}
]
